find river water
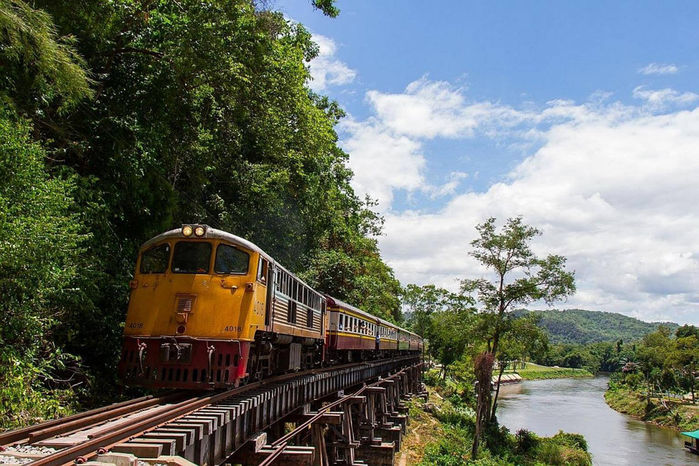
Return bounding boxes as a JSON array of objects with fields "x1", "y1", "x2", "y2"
[{"x1": 496, "y1": 376, "x2": 697, "y2": 465}]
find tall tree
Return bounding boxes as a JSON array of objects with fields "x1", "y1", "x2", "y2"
[{"x1": 463, "y1": 217, "x2": 575, "y2": 458}]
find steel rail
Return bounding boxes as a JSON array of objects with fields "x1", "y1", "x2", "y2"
[
  {"x1": 0, "y1": 393, "x2": 185, "y2": 447},
  {"x1": 27, "y1": 357, "x2": 417, "y2": 466}
]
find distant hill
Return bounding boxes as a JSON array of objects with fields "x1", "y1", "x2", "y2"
[{"x1": 514, "y1": 309, "x2": 679, "y2": 345}]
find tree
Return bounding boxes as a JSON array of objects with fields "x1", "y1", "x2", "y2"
[
  {"x1": 668, "y1": 326, "x2": 698, "y2": 403},
  {"x1": 0, "y1": 103, "x2": 86, "y2": 426},
  {"x1": 463, "y1": 217, "x2": 575, "y2": 458},
  {"x1": 429, "y1": 304, "x2": 476, "y2": 379},
  {"x1": 635, "y1": 327, "x2": 672, "y2": 403},
  {"x1": 0, "y1": 0, "x2": 92, "y2": 113},
  {"x1": 402, "y1": 284, "x2": 472, "y2": 344}
]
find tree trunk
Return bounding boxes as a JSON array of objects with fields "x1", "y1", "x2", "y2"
[
  {"x1": 490, "y1": 362, "x2": 507, "y2": 422},
  {"x1": 472, "y1": 352, "x2": 494, "y2": 460}
]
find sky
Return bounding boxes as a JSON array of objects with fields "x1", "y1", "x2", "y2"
[{"x1": 276, "y1": 0, "x2": 699, "y2": 325}]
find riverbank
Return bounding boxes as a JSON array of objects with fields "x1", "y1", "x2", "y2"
[
  {"x1": 604, "y1": 387, "x2": 699, "y2": 432},
  {"x1": 398, "y1": 380, "x2": 592, "y2": 465},
  {"x1": 504, "y1": 362, "x2": 593, "y2": 380}
]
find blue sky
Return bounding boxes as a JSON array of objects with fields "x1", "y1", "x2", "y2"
[{"x1": 278, "y1": 1, "x2": 699, "y2": 325}]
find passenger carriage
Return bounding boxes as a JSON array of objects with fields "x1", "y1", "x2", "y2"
[{"x1": 325, "y1": 296, "x2": 379, "y2": 363}]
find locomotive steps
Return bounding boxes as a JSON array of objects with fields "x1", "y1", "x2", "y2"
[{"x1": 0, "y1": 356, "x2": 425, "y2": 466}]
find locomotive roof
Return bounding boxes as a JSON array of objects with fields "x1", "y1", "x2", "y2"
[{"x1": 140, "y1": 226, "x2": 321, "y2": 295}]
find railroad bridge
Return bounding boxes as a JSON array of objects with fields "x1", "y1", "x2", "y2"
[{"x1": 0, "y1": 357, "x2": 424, "y2": 466}]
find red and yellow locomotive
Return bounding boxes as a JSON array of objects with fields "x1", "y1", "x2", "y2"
[{"x1": 118, "y1": 225, "x2": 422, "y2": 389}]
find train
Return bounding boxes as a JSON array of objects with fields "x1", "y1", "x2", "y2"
[{"x1": 118, "y1": 224, "x2": 423, "y2": 389}]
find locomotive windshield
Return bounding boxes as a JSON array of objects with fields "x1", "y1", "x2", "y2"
[
  {"x1": 172, "y1": 241, "x2": 212, "y2": 274},
  {"x1": 140, "y1": 243, "x2": 170, "y2": 274},
  {"x1": 214, "y1": 244, "x2": 249, "y2": 274}
]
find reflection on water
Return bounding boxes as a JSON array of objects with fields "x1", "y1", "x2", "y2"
[{"x1": 496, "y1": 376, "x2": 697, "y2": 466}]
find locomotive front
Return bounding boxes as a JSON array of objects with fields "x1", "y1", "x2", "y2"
[{"x1": 118, "y1": 225, "x2": 270, "y2": 389}]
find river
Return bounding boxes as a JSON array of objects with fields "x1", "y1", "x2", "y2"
[{"x1": 496, "y1": 376, "x2": 697, "y2": 465}]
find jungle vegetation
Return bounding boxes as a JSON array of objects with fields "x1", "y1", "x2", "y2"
[
  {"x1": 605, "y1": 325, "x2": 698, "y2": 431},
  {"x1": 0, "y1": 0, "x2": 407, "y2": 428}
]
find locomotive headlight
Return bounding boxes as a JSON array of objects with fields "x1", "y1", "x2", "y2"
[
  {"x1": 182, "y1": 225, "x2": 193, "y2": 237},
  {"x1": 194, "y1": 226, "x2": 206, "y2": 237}
]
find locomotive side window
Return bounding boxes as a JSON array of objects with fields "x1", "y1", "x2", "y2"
[
  {"x1": 172, "y1": 242, "x2": 211, "y2": 274},
  {"x1": 140, "y1": 243, "x2": 170, "y2": 274},
  {"x1": 257, "y1": 258, "x2": 268, "y2": 283},
  {"x1": 214, "y1": 244, "x2": 249, "y2": 274}
]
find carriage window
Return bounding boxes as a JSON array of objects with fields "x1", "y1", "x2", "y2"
[
  {"x1": 172, "y1": 242, "x2": 211, "y2": 274},
  {"x1": 287, "y1": 300, "x2": 297, "y2": 324},
  {"x1": 140, "y1": 243, "x2": 170, "y2": 274},
  {"x1": 214, "y1": 244, "x2": 249, "y2": 274}
]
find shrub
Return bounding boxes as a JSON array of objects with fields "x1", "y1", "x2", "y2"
[
  {"x1": 551, "y1": 430, "x2": 588, "y2": 452},
  {"x1": 515, "y1": 428, "x2": 539, "y2": 453},
  {"x1": 420, "y1": 426, "x2": 472, "y2": 465},
  {"x1": 537, "y1": 442, "x2": 565, "y2": 465}
]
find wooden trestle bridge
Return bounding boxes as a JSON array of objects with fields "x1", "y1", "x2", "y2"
[{"x1": 0, "y1": 357, "x2": 425, "y2": 466}]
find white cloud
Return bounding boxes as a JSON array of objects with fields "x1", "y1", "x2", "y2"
[
  {"x1": 366, "y1": 77, "x2": 528, "y2": 139},
  {"x1": 638, "y1": 63, "x2": 679, "y2": 75},
  {"x1": 340, "y1": 76, "x2": 699, "y2": 324},
  {"x1": 632, "y1": 86, "x2": 699, "y2": 110},
  {"x1": 339, "y1": 118, "x2": 426, "y2": 207},
  {"x1": 307, "y1": 34, "x2": 357, "y2": 91},
  {"x1": 377, "y1": 106, "x2": 699, "y2": 324}
]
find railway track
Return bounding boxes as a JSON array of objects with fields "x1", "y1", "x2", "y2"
[{"x1": 0, "y1": 357, "x2": 422, "y2": 466}]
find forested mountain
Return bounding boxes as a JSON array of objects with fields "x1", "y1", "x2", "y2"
[{"x1": 514, "y1": 309, "x2": 679, "y2": 344}]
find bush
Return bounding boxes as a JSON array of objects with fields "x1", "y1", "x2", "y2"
[
  {"x1": 437, "y1": 405, "x2": 476, "y2": 429},
  {"x1": 551, "y1": 430, "x2": 588, "y2": 452},
  {"x1": 424, "y1": 368, "x2": 444, "y2": 387},
  {"x1": 420, "y1": 426, "x2": 472, "y2": 465},
  {"x1": 536, "y1": 435, "x2": 591, "y2": 466},
  {"x1": 515, "y1": 428, "x2": 539, "y2": 453}
]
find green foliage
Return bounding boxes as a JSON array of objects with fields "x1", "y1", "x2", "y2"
[
  {"x1": 605, "y1": 387, "x2": 698, "y2": 432},
  {"x1": 0, "y1": 0, "x2": 92, "y2": 111},
  {"x1": 311, "y1": 0, "x2": 340, "y2": 17},
  {"x1": 0, "y1": 103, "x2": 86, "y2": 425},
  {"x1": 403, "y1": 283, "x2": 476, "y2": 371},
  {"x1": 515, "y1": 429, "x2": 539, "y2": 454},
  {"x1": 604, "y1": 325, "x2": 698, "y2": 432},
  {"x1": 516, "y1": 308, "x2": 679, "y2": 345},
  {"x1": 0, "y1": 0, "x2": 403, "y2": 426},
  {"x1": 510, "y1": 363, "x2": 592, "y2": 380},
  {"x1": 0, "y1": 104, "x2": 83, "y2": 354},
  {"x1": 421, "y1": 425, "x2": 475, "y2": 465},
  {"x1": 0, "y1": 355, "x2": 78, "y2": 429}
]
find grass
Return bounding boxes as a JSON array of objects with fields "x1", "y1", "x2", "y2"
[
  {"x1": 605, "y1": 387, "x2": 699, "y2": 432},
  {"x1": 503, "y1": 362, "x2": 593, "y2": 380},
  {"x1": 396, "y1": 392, "x2": 448, "y2": 465}
]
